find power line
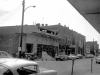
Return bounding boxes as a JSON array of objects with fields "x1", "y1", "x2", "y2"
[{"x1": 0, "y1": 2, "x2": 22, "y2": 24}]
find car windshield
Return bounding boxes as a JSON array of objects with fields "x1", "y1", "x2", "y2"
[
  {"x1": 17, "y1": 65, "x2": 39, "y2": 75},
  {"x1": 0, "y1": 52, "x2": 7, "y2": 56},
  {"x1": 0, "y1": 51, "x2": 12, "y2": 58}
]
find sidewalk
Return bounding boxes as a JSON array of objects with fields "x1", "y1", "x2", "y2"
[{"x1": 83, "y1": 72, "x2": 100, "y2": 75}]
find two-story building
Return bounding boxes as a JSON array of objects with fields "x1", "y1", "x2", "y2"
[
  {"x1": 86, "y1": 41, "x2": 99, "y2": 55},
  {"x1": 0, "y1": 24, "x2": 59, "y2": 58},
  {"x1": 43, "y1": 23, "x2": 86, "y2": 55}
]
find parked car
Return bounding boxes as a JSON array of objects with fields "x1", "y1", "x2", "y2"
[
  {"x1": 55, "y1": 55, "x2": 68, "y2": 61},
  {"x1": 95, "y1": 55, "x2": 100, "y2": 64},
  {"x1": 16, "y1": 53, "x2": 38, "y2": 60},
  {"x1": 85, "y1": 54, "x2": 94, "y2": 58},
  {"x1": 68, "y1": 54, "x2": 77, "y2": 60},
  {"x1": 0, "y1": 51, "x2": 13, "y2": 58},
  {"x1": 0, "y1": 58, "x2": 57, "y2": 75},
  {"x1": 76, "y1": 54, "x2": 83, "y2": 59}
]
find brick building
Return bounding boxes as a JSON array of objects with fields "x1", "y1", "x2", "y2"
[
  {"x1": 86, "y1": 41, "x2": 99, "y2": 55},
  {"x1": 0, "y1": 23, "x2": 87, "y2": 57},
  {"x1": 43, "y1": 23, "x2": 86, "y2": 55},
  {"x1": 0, "y1": 24, "x2": 59, "y2": 58}
]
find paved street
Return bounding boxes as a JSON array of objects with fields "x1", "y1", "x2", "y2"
[{"x1": 37, "y1": 58, "x2": 100, "y2": 75}]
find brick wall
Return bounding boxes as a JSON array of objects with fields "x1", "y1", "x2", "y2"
[{"x1": 0, "y1": 34, "x2": 19, "y2": 55}]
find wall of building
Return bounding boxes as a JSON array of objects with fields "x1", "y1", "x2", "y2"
[
  {"x1": 44, "y1": 23, "x2": 86, "y2": 55},
  {"x1": 0, "y1": 34, "x2": 19, "y2": 55},
  {"x1": 22, "y1": 32, "x2": 59, "y2": 53},
  {"x1": 0, "y1": 24, "x2": 88, "y2": 57},
  {"x1": 86, "y1": 41, "x2": 99, "y2": 55}
]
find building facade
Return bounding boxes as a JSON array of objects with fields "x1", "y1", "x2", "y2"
[
  {"x1": 0, "y1": 24, "x2": 59, "y2": 58},
  {"x1": 86, "y1": 41, "x2": 99, "y2": 55},
  {"x1": 43, "y1": 23, "x2": 86, "y2": 55},
  {"x1": 0, "y1": 23, "x2": 91, "y2": 57}
]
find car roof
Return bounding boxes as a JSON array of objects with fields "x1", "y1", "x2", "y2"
[
  {"x1": 0, "y1": 51, "x2": 13, "y2": 58},
  {"x1": 0, "y1": 58, "x2": 38, "y2": 70}
]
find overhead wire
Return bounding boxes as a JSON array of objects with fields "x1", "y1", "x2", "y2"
[{"x1": 0, "y1": 2, "x2": 22, "y2": 24}]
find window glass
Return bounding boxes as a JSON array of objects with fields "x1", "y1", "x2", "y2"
[
  {"x1": 1, "y1": 52, "x2": 7, "y2": 56},
  {"x1": 0, "y1": 65, "x2": 13, "y2": 75},
  {"x1": 17, "y1": 65, "x2": 38, "y2": 75}
]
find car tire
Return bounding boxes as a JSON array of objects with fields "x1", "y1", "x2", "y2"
[{"x1": 96, "y1": 61, "x2": 98, "y2": 64}]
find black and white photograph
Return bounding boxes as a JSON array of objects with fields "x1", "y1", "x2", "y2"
[{"x1": 0, "y1": 0, "x2": 100, "y2": 75}]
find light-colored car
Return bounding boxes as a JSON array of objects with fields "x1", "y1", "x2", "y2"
[
  {"x1": 76, "y1": 54, "x2": 83, "y2": 59},
  {"x1": 95, "y1": 55, "x2": 100, "y2": 63},
  {"x1": 85, "y1": 54, "x2": 94, "y2": 58},
  {"x1": 68, "y1": 54, "x2": 77, "y2": 60},
  {"x1": 0, "y1": 51, "x2": 13, "y2": 58},
  {"x1": 55, "y1": 55, "x2": 68, "y2": 61},
  {"x1": 0, "y1": 58, "x2": 57, "y2": 75}
]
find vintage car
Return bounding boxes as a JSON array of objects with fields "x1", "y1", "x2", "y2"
[
  {"x1": 55, "y1": 55, "x2": 68, "y2": 61},
  {"x1": 0, "y1": 51, "x2": 13, "y2": 58},
  {"x1": 85, "y1": 54, "x2": 94, "y2": 58},
  {"x1": 76, "y1": 54, "x2": 83, "y2": 59},
  {"x1": 95, "y1": 55, "x2": 100, "y2": 64},
  {"x1": 68, "y1": 54, "x2": 77, "y2": 60},
  {"x1": 0, "y1": 58, "x2": 57, "y2": 75}
]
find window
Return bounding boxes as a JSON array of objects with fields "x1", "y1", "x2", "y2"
[
  {"x1": 0, "y1": 52, "x2": 7, "y2": 56},
  {"x1": 17, "y1": 65, "x2": 39, "y2": 75},
  {"x1": 0, "y1": 65, "x2": 13, "y2": 75}
]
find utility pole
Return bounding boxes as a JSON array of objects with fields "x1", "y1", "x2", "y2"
[{"x1": 19, "y1": 0, "x2": 25, "y2": 58}]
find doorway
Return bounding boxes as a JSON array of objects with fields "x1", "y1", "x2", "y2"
[{"x1": 26, "y1": 43, "x2": 33, "y2": 53}]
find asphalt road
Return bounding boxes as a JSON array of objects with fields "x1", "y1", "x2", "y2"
[{"x1": 37, "y1": 58, "x2": 100, "y2": 75}]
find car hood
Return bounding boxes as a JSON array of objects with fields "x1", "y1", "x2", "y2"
[{"x1": 0, "y1": 58, "x2": 18, "y2": 64}]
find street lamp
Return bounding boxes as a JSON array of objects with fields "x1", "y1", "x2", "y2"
[
  {"x1": 24, "y1": 6, "x2": 36, "y2": 12},
  {"x1": 19, "y1": 0, "x2": 36, "y2": 58}
]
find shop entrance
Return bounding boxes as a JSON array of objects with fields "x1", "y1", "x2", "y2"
[{"x1": 26, "y1": 43, "x2": 33, "y2": 53}]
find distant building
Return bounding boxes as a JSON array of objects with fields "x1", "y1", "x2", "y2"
[
  {"x1": 86, "y1": 41, "x2": 99, "y2": 55},
  {"x1": 43, "y1": 23, "x2": 86, "y2": 55}
]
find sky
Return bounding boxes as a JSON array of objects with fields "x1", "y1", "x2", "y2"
[{"x1": 0, "y1": 0, "x2": 100, "y2": 48}]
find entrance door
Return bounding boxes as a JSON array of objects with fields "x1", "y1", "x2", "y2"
[{"x1": 26, "y1": 43, "x2": 33, "y2": 53}]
